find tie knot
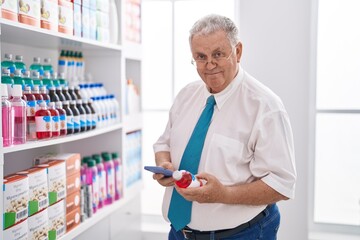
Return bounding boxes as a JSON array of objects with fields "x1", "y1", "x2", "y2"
[{"x1": 206, "y1": 95, "x2": 216, "y2": 107}]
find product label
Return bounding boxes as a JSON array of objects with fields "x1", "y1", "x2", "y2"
[
  {"x1": 4, "y1": 219, "x2": 28, "y2": 240},
  {"x1": 28, "y1": 208, "x2": 49, "y2": 240},
  {"x1": 73, "y1": 115, "x2": 80, "y2": 130},
  {"x1": 19, "y1": 0, "x2": 40, "y2": 19},
  {"x1": 35, "y1": 116, "x2": 51, "y2": 132},
  {"x1": 115, "y1": 164, "x2": 122, "y2": 195},
  {"x1": 79, "y1": 113, "x2": 86, "y2": 128},
  {"x1": 48, "y1": 200, "x2": 65, "y2": 239},
  {"x1": 92, "y1": 171, "x2": 99, "y2": 208},
  {"x1": 98, "y1": 170, "x2": 106, "y2": 203},
  {"x1": 2, "y1": 0, "x2": 18, "y2": 13},
  {"x1": 51, "y1": 115, "x2": 60, "y2": 132},
  {"x1": 67, "y1": 115, "x2": 74, "y2": 129},
  {"x1": 26, "y1": 100, "x2": 36, "y2": 116},
  {"x1": 106, "y1": 167, "x2": 115, "y2": 199},
  {"x1": 59, "y1": 114, "x2": 67, "y2": 130}
]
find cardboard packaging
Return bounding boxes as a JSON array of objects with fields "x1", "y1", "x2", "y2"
[{"x1": 18, "y1": 0, "x2": 41, "y2": 27}]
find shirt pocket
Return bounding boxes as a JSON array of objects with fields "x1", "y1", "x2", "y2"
[{"x1": 204, "y1": 133, "x2": 244, "y2": 184}]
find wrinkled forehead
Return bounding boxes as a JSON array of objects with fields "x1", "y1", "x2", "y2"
[{"x1": 190, "y1": 31, "x2": 232, "y2": 53}]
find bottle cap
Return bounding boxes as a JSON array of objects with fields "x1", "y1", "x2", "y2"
[
  {"x1": 15, "y1": 55, "x2": 23, "y2": 61},
  {"x1": 172, "y1": 170, "x2": 182, "y2": 180},
  {"x1": 14, "y1": 69, "x2": 22, "y2": 76},
  {"x1": 87, "y1": 159, "x2": 96, "y2": 167},
  {"x1": 102, "y1": 152, "x2": 112, "y2": 162},
  {"x1": 33, "y1": 57, "x2": 41, "y2": 63},
  {"x1": 55, "y1": 101, "x2": 63, "y2": 108},
  {"x1": 1, "y1": 84, "x2": 8, "y2": 97},
  {"x1": 39, "y1": 101, "x2": 46, "y2": 108},
  {"x1": 44, "y1": 58, "x2": 51, "y2": 64},
  {"x1": 2, "y1": 68, "x2": 10, "y2": 75},
  {"x1": 82, "y1": 156, "x2": 91, "y2": 165},
  {"x1": 31, "y1": 71, "x2": 40, "y2": 79},
  {"x1": 4, "y1": 53, "x2": 12, "y2": 60},
  {"x1": 11, "y1": 85, "x2": 22, "y2": 97},
  {"x1": 111, "y1": 152, "x2": 119, "y2": 159},
  {"x1": 48, "y1": 102, "x2": 55, "y2": 108},
  {"x1": 92, "y1": 155, "x2": 101, "y2": 164},
  {"x1": 43, "y1": 71, "x2": 51, "y2": 79}
]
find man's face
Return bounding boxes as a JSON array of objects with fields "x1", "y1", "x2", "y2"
[{"x1": 190, "y1": 30, "x2": 242, "y2": 93}]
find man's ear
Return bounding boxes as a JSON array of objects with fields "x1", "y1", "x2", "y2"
[{"x1": 236, "y1": 42, "x2": 243, "y2": 62}]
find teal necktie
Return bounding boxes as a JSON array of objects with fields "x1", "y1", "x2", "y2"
[{"x1": 168, "y1": 95, "x2": 216, "y2": 231}]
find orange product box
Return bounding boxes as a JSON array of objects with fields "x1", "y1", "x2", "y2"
[
  {"x1": 3, "y1": 174, "x2": 29, "y2": 230},
  {"x1": 40, "y1": 0, "x2": 58, "y2": 31},
  {"x1": 58, "y1": 0, "x2": 73, "y2": 35},
  {"x1": 34, "y1": 153, "x2": 81, "y2": 176},
  {"x1": 65, "y1": 190, "x2": 80, "y2": 213},
  {"x1": 1, "y1": 0, "x2": 18, "y2": 21},
  {"x1": 35, "y1": 160, "x2": 66, "y2": 206},
  {"x1": 66, "y1": 171, "x2": 80, "y2": 195},
  {"x1": 18, "y1": 0, "x2": 41, "y2": 27},
  {"x1": 66, "y1": 207, "x2": 81, "y2": 233}
]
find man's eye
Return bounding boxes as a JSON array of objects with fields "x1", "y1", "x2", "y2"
[
  {"x1": 213, "y1": 52, "x2": 224, "y2": 59},
  {"x1": 196, "y1": 55, "x2": 206, "y2": 60}
]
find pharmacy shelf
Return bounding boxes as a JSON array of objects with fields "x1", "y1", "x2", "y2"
[
  {"x1": 1, "y1": 123, "x2": 123, "y2": 154},
  {"x1": 124, "y1": 113, "x2": 143, "y2": 133},
  {"x1": 0, "y1": 19, "x2": 122, "y2": 53},
  {"x1": 61, "y1": 180, "x2": 143, "y2": 240}
]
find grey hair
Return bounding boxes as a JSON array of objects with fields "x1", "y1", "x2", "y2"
[{"x1": 189, "y1": 14, "x2": 240, "y2": 47}]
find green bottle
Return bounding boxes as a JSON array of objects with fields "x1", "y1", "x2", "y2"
[
  {"x1": 43, "y1": 58, "x2": 54, "y2": 74},
  {"x1": 29, "y1": 57, "x2": 44, "y2": 77},
  {"x1": 31, "y1": 71, "x2": 43, "y2": 87},
  {"x1": 14, "y1": 55, "x2": 27, "y2": 74},
  {"x1": 23, "y1": 70, "x2": 34, "y2": 89},
  {"x1": 13, "y1": 69, "x2": 25, "y2": 89},
  {"x1": 1, "y1": 53, "x2": 16, "y2": 75}
]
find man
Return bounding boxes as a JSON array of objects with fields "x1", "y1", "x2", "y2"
[{"x1": 153, "y1": 14, "x2": 296, "y2": 240}]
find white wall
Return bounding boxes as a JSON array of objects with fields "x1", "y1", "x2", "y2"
[{"x1": 238, "y1": 1, "x2": 312, "y2": 239}]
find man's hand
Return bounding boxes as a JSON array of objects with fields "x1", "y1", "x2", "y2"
[
  {"x1": 174, "y1": 172, "x2": 228, "y2": 203},
  {"x1": 153, "y1": 161, "x2": 176, "y2": 187}
]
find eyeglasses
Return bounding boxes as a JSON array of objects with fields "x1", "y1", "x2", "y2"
[{"x1": 191, "y1": 47, "x2": 235, "y2": 68}]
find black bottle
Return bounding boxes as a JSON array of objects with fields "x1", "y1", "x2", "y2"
[
  {"x1": 62, "y1": 86, "x2": 72, "y2": 101},
  {"x1": 62, "y1": 101, "x2": 74, "y2": 135},
  {"x1": 49, "y1": 87, "x2": 60, "y2": 103},
  {"x1": 56, "y1": 87, "x2": 66, "y2": 102},
  {"x1": 76, "y1": 99, "x2": 87, "y2": 132},
  {"x1": 70, "y1": 100, "x2": 80, "y2": 133},
  {"x1": 88, "y1": 99, "x2": 97, "y2": 130},
  {"x1": 82, "y1": 99, "x2": 92, "y2": 131}
]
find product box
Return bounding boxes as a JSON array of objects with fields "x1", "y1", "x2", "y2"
[
  {"x1": 58, "y1": 0, "x2": 74, "y2": 35},
  {"x1": 74, "y1": 2, "x2": 82, "y2": 37},
  {"x1": 36, "y1": 160, "x2": 66, "y2": 206},
  {"x1": 3, "y1": 174, "x2": 29, "y2": 229},
  {"x1": 34, "y1": 153, "x2": 81, "y2": 176},
  {"x1": 40, "y1": 0, "x2": 59, "y2": 31},
  {"x1": 48, "y1": 199, "x2": 66, "y2": 240},
  {"x1": 3, "y1": 219, "x2": 28, "y2": 240},
  {"x1": 82, "y1": 5, "x2": 90, "y2": 38},
  {"x1": 1, "y1": 0, "x2": 18, "y2": 21},
  {"x1": 17, "y1": 167, "x2": 49, "y2": 216},
  {"x1": 66, "y1": 190, "x2": 80, "y2": 213},
  {"x1": 28, "y1": 208, "x2": 49, "y2": 240},
  {"x1": 18, "y1": 0, "x2": 41, "y2": 27},
  {"x1": 66, "y1": 207, "x2": 81, "y2": 233},
  {"x1": 66, "y1": 171, "x2": 81, "y2": 195}
]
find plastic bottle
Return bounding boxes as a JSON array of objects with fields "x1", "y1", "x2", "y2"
[
  {"x1": 41, "y1": 71, "x2": 54, "y2": 90},
  {"x1": 92, "y1": 154, "x2": 105, "y2": 209},
  {"x1": 23, "y1": 71, "x2": 34, "y2": 89},
  {"x1": 23, "y1": 86, "x2": 37, "y2": 140},
  {"x1": 62, "y1": 101, "x2": 74, "y2": 135},
  {"x1": 14, "y1": 55, "x2": 27, "y2": 74},
  {"x1": 68, "y1": 86, "x2": 78, "y2": 100},
  {"x1": 111, "y1": 152, "x2": 122, "y2": 200},
  {"x1": 2, "y1": 53, "x2": 16, "y2": 75},
  {"x1": 81, "y1": 156, "x2": 91, "y2": 186},
  {"x1": 35, "y1": 102, "x2": 51, "y2": 139},
  {"x1": 86, "y1": 159, "x2": 99, "y2": 213},
  {"x1": 32, "y1": 85, "x2": 44, "y2": 113},
  {"x1": 43, "y1": 58, "x2": 54, "y2": 74},
  {"x1": 82, "y1": 99, "x2": 92, "y2": 131},
  {"x1": 76, "y1": 99, "x2": 87, "y2": 132},
  {"x1": 13, "y1": 69, "x2": 25, "y2": 89},
  {"x1": 1, "y1": 69, "x2": 14, "y2": 97},
  {"x1": 87, "y1": 99, "x2": 97, "y2": 130},
  {"x1": 70, "y1": 100, "x2": 80, "y2": 133},
  {"x1": 1, "y1": 84, "x2": 13, "y2": 147},
  {"x1": 91, "y1": 97, "x2": 102, "y2": 128},
  {"x1": 102, "y1": 152, "x2": 115, "y2": 205},
  {"x1": 30, "y1": 57, "x2": 44, "y2": 77},
  {"x1": 110, "y1": 94, "x2": 120, "y2": 123},
  {"x1": 56, "y1": 87, "x2": 66, "y2": 103},
  {"x1": 55, "y1": 101, "x2": 67, "y2": 136},
  {"x1": 172, "y1": 170, "x2": 206, "y2": 188},
  {"x1": 58, "y1": 72, "x2": 68, "y2": 87},
  {"x1": 58, "y1": 50, "x2": 68, "y2": 78},
  {"x1": 31, "y1": 71, "x2": 43, "y2": 88},
  {"x1": 10, "y1": 85, "x2": 26, "y2": 144},
  {"x1": 51, "y1": 72, "x2": 60, "y2": 87},
  {"x1": 62, "y1": 86, "x2": 72, "y2": 101},
  {"x1": 48, "y1": 87, "x2": 59, "y2": 103},
  {"x1": 40, "y1": 86, "x2": 51, "y2": 106},
  {"x1": 47, "y1": 102, "x2": 60, "y2": 137},
  {"x1": 74, "y1": 85, "x2": 83, "y2": 100}
]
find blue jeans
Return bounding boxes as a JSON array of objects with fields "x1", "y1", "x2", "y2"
[{"x1": 168, "y1": 204, "x2": 280, "y2": 240}]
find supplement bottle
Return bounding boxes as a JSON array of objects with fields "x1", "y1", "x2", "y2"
[
  {"x1": 70, "y1": 100, "x2": 80, "y2": 133},
  {"x1": 76, "y1": 99, "x2": 87, "y2": 132},
  {"x1": 14, "y1": 55, "x2": 27, "y2": 74},
  {"x1": 2, "y1": 53, "x2": 16, "y2": 75},
  {"x1": 23, "y1": 86, "x2": 37, "y2": 140},
  {"x1": 103, "y1": 152, "x2": 115, "y2": 205},
  {"x1": 86, "y1": 159, "x2": 99, "y2": 213},
  {"x1": 62, "y1": 101, "x2": 74, "y2": 135},
  {"x1": 47, "y1": 102, "x2": 60, "y2": 137},
  {"x1": 35, "y1": 102, "x2": 51, "y2": 139},
  {"x1": 10, "y1": 85, "x2": 26, "y2": 144},
  {"x1": 112, "y1": 152, "x2": 122, "y2": 200},
  {"x1": 93, "y1": 154, "x2": 105, "y2": 209},
  {"x1": 55, "y1": 101, "x2": 67, "y2": 136},
  {"x1": 29, "y1": 57, "x2": 44, "y2": 77},
  {"x1": 172, "y1": 170, "x2": 206, "y2": 188},
  {"x1": 1, "y1": 84, "x2": 13, "y2": 146}
]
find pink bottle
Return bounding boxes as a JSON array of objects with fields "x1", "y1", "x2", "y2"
[
  {"x1": 93, "y1": 154, "x2": 106, "y2": 209},
  {"x1": 102, "y1": 152, "x2": 115, "y2": 205},
  {"x1": 10, "y1": 85, "x2": 26, "y2": 144},
  {"x1": 173, "y1": 170, "x2": 206, "y2": 188},
  {"x1": 111, "y1": 152, "x2": 122, "y2": 200},
  {"x1": 1, "y1": 84, "x2": 13, "y2": 146},
  {"x1": 86, "y1": 159, "x2": 99, "y2": 213},
  {"x1": 23, "y1": 86, "x2": 37, "y2": 140}
]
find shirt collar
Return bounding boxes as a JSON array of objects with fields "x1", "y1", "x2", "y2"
[{"x1": 203, "y1": 67, "x2": 244, "y2": 110}]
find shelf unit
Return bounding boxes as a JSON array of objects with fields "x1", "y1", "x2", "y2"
[{"x1": 0, "y1": 0, "x2": 143, "y2": 238}]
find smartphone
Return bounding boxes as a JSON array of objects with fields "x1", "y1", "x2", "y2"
[{"x1": 144, "y1": 166, "x2": 173, "y2": 177}]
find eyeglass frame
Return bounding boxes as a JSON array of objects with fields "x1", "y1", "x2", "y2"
[{"x1": 191, "y1": 46, "x2": 236, "y2": 68}]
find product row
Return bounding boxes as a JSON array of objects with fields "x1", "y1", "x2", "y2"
[
  {"x1": 3, "y1": 151, "x2": 123, "y2": 239},
  {"x1": 1, "y1": 0, "x2": 117, "y2": 43}
]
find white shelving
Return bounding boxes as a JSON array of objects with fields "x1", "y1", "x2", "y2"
[{"x1": 0, "y1": 0, "x2": 142, "y2": 238}]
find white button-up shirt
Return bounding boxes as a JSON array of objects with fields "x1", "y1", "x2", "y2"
[{"x1": 153, "y1": 67, "x2": 296, "y2": 231}]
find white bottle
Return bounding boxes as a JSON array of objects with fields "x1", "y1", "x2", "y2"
[{"x1": 109, "y1": 0, "x2": 119, "y2": 44}]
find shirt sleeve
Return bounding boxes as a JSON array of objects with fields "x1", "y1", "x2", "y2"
[
  {"x1": 249, "y1": 110, "x2": 297, "y2": 199},
  {"x1": 153, "y1": 117, "x2": 171, "y2": 153}
]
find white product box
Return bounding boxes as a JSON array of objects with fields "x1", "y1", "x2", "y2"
[
  {"x1": 48, "y1": 199, "x2": 66, "y2": 239},
  {"x1": 28, "y1": 208, "x2": 49, "y2": 240},
  {"x1": 3, "y1": 219, "x2": 28, "y2": 240},
  {"x1": 3, "y1": 174, "x2": 29, "y2": 229}
]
